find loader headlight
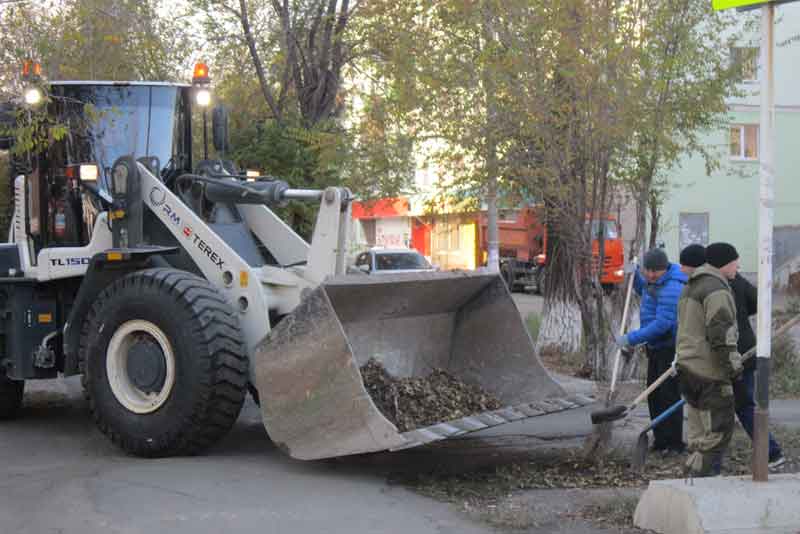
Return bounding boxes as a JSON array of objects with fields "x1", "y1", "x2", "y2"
[
  {"x1": 80, "y1": 164, "x2": 98, "y2": 182},
  {"x1": 24, "y1": 86, "x2": 43, "y2": 106},
  {"x1": 195, "y1": 88, "x2": 211, "y2": 107}
]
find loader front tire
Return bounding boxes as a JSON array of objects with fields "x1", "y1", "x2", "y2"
[
  {"x1": 0, "y1": 372, "x2": 24, "y2": 420},
  {"x1": 80, "y1": 268, "x2": 248, "y2": 457}
]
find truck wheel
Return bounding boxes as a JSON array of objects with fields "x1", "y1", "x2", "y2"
[
  {"x1": 0, "y1": 373, "x2": 24, "y2": 419},
  {"x1": 535, "y1": 269, "x2": 546, "y2": 295},
  {"x1": 501, "y1": 265, "x2": 515, "y2": 292},
  {"x1": 80, "y1": 268, "x2": 248, "y2": 457}
]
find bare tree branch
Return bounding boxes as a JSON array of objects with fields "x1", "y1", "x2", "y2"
[{"x1": 238, "y1": 0, "x2": 282, "y2": 123}]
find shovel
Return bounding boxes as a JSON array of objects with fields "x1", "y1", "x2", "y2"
[
  {"x1": 631, "y1": 398, "x2": 686, "y2": 471},
  {"x1": 591, "y1": 309, "x2": 800, "y2": 426}
]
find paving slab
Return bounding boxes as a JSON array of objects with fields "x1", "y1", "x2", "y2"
[{"x1": 633, "y1": 474, "x2": 800, "y2": 534}]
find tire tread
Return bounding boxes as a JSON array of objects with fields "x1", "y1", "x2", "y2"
[{"x1": 79, "y1": 268, "x2": 248, "y2": 457}]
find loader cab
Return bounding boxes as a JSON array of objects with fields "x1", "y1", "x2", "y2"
[{"x1": 18, "y1": 82, "x2": 195, "y2": 256}]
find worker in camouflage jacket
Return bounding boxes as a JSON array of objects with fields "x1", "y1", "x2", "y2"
[{"x1": 676, "y1": 242, "x2": 744, "y2": 477}]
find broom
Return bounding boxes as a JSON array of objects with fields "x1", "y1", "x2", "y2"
[
  {"x1": 584, "y1": 258, "x2": 637, "y2": 457},
  {"x1": 630, "y1": 312, "x2": 800, "y2": 471}
]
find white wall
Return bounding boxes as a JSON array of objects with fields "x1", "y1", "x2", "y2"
[{"x1": 375, "y1": 217, "x2": 410, "y2": 248}]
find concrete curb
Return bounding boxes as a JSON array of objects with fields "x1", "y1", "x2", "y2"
[{"x1": 633, "y1": 474, "x2": 800, "y2": 534}]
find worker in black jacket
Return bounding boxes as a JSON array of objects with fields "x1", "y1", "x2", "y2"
[{"x1": 726, "y1": 249, "x2": 785, "y2": 469}]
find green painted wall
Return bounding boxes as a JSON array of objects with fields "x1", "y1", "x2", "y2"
[
  {"x1": 661, "y1": 109, "x2": 800, "y2": 273},
  {"x1": 659, "y1": 4, "x2": 800, "y2": 274}
]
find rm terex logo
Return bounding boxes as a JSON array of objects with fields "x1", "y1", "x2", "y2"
[
  {"x1": 192, "y1": 234, "x2": 225, "y2": 270},
  {"x1": 50, "y1": 257, "x2": 90, "y2": 267},
  {"x1": 163, "y1": 204, "x2": 181, "y2": 226},
  {"x1": 150, "y1": 187, "x2": 181, "y2": 227},
  {"x1": 150, "y1": 187, "x2": 225, "y2": 270}
]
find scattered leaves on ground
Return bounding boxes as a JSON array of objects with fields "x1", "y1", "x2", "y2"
[
  {"x1": 573, "y1": 495, "x2": 641, "y2": 530},
  {"x1": 393, "y1": 426, "x2": 800, "y2": 531}
]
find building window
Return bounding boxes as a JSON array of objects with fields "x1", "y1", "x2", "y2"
[
  {"x1": 731, "y1": 46, "x2": 758, "y2": 82},
  {"x1": 730, "y1": 124, "x2": 759, "y2": 160}
]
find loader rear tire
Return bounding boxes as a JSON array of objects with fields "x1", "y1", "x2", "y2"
[
  {"x1": 0, "y1": 372, "x2": 24, "y2": 420},
  {"x1": 80, "y1": 268, "x2": 248, "y2": 457}
]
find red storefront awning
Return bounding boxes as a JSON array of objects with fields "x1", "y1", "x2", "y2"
[{"x1": 351, "y1": 197, "x2": 410, "y2": 219}]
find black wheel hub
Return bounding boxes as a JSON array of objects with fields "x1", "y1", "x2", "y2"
[{"x1": 126, "y1": 335, "x2": 166, "y2": 394}]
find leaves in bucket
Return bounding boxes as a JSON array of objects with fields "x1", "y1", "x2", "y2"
[{"x1": 360, "y1": 358, "x2": 503, "y2": 432}]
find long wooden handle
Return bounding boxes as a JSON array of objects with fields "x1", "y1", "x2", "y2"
[
  {"x1": 628, "y1": 363, "x2": 676, "y2": 409},
  {"x1": 609, "y1": 260, "x2": 638, "y2": 396},
  {"x1": 630, "y1": 312, "x2": 800, "y2": 410},
  {"x1": 741, "y1": 312, "x2": 800, "y2": 362}
]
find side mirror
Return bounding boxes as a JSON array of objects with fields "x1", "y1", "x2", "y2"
[{"x1": 212, "y1": 105, "x2": 230, "y2": 153}]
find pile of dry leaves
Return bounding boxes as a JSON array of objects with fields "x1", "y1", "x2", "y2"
[{"x1": 360, "y1": 358, "x2": 503, "y2": 432}]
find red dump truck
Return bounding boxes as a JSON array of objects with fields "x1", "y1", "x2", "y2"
[{"x1": 477, "y1": 206, "x2": 624, "y2": 294}]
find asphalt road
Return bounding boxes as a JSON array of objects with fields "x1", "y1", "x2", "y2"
[
  {"x1": 2, "y1": 377, "x2": 500, "y2": 534},
  {"x1": 0, "y1": 370, "x2": 612, "y2": 534},
  {"x1": 5, "y1": 292, "x2": 798, "y2": 534}
]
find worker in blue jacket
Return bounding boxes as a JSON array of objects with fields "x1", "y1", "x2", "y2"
[{"x1": 617, "y1": 248, "x2": 688, "y2": 454}]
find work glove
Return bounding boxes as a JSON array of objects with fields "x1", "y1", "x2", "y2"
[
  {"x1": 732, "y1": 377, "x2": 750, "y2": 411},
  {"x1": 729, "y1": 351, "x2": 744, "y2": 380},
  {"x1": 614, "y1": 334, "x2": 630, "y2": 349},
  {"x1": 623, "y1": 262, "x2": 638, "y2": 274}
]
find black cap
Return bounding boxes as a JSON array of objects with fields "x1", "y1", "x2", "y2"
[
  {"x1": 680, "y1": 244, "x2": 706, "y2": 268},
  {"x1": 643, "y1": 248, "x2": 669, "y2": 271},
  {"x1": 706, "y1": 242, "x2": 739, "y2": 269}
]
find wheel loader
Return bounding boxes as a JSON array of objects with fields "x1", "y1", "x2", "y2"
[{"x1": 0, "y1": 65, "x2": 591, "y2": 460}]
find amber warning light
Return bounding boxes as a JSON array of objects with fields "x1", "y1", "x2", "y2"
[
  {"x1": 192, "y1": 62, "x2": 210, "y2": 85},
  {"x1": 22, "y1": 60, "x2": 41, "y2": 80}
]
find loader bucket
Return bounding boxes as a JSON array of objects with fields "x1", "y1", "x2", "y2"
[{"x1": 254, "y1": 271, "x2": 590, "y2": 460}]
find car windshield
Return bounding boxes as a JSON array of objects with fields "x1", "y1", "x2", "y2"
[
  {"x1": 591, "y1": 220, "x2": 618, "y2": 240},
  {"x1": 53, "y1": 85, "x2": 180, "y2": 192},
  {"x1": 375, "y1": 252, "x2": 431, "y2": 270}
]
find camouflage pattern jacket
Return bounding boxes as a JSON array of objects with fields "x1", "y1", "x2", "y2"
[{"x1": 676, "y1": 265, "x2": 740, "y2": 383}]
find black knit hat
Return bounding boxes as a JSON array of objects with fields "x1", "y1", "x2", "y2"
[
  {"x1": 680, "y1": 244, "x2": 706, "y2": 268},
  {"x1": 705, "y1": 242, "x2": 739, "y2": 269},
  {"x1": 643, "y1": 248, "x2": 669, "y2": 271}
]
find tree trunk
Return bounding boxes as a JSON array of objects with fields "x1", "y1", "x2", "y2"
[
  {"x1": 535, "y1": 297, "x2": 582, "y2": 354},
  {"x1": 536, "y1": 201, "x2": 582, "y2": 354},
  {"x1": 648, "y1": 189, "x2": 661, "y2": 249},
  {"x1": 632, "y1": 184, "x2": 648, "y2": 261}
]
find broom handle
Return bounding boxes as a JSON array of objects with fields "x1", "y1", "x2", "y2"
[
  {"x1": 609, "y1": 258, "x2": 638, "y2": 397},
  {"x1": 740, "y1": 312, "x2": 800, "y2": 362},
  {"x1": 629, "y1": 312, "x2": 800, "y2": 410},
  {"x1": 628, "y1": 362, "x2": 677, "y2": 408}
]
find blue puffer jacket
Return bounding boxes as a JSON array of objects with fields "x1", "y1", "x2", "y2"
[{"x1": 627, "y1": 262, "x2": 687, "y2": 349}]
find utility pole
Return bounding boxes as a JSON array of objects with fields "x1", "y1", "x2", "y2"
[
  {"x1": 753, "y1": 2, "x2": 775, "y2": 482},
  {"x1": 482, "y1": 2, "x2": 500, "y2": 273}
]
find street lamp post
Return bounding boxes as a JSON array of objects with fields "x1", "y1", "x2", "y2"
[{"x1": 753, "y1": 2, "x2": 775, "y2": 482}]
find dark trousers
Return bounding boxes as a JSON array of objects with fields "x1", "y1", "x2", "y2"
[
  {"x1": 647, "y1": 345, "x2": 684, "y2": 450},
  {"x1": 735, "y1": 366, "x2": 782, "y2": 460}
]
